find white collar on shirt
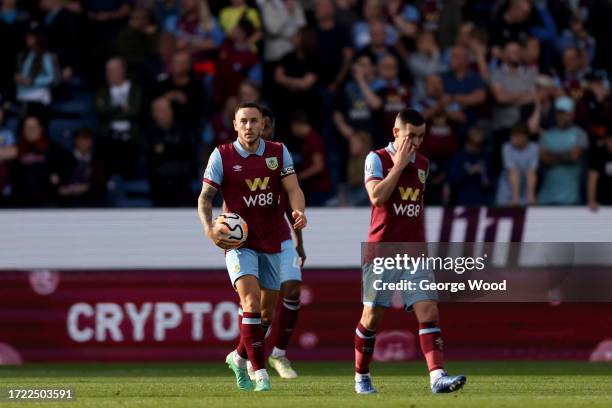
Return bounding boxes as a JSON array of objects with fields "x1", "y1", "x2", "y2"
[{"x1": 233, "y1": 138, "x2": 265, "y2": 158}]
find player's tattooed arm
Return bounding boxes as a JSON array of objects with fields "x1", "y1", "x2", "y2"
[
  {"x1": 198, "y1": 183, "x2": 237, "y2": 249},
  {"x1": 198, "y1": 182, "x2": 218, "y2": 235},
  {"x1": 281, "y1": 174, "x2": 307, "y2": 230}
]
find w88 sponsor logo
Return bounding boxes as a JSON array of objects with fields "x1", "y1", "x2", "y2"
[
  {"x1": 243, "y1": 192, "x2": 274, "y2": 207},
  {"x1": 393, "y1": 203, "x2": 421, "y2": 217}
]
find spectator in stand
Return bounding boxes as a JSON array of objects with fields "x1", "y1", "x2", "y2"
[
  {"x1": 163, "y1": 0, "x2": 223, "y2": 106},
  {"x1": 11, "y1": 116, "x2": 62, "y2": 206},
  {"x1": 289, "y1": 110, "x2": 333, "y2": 206},
  {"x1": 117, "y1": 8, "x2": 157, "y2": 78},
  {"x1": 351, "y1": 0, "x2": 398, "y2": 50},
  {"x1": 558, "y1": 47, "x2": 588, "y2": 98},
  {"x1": 157, "y1": 51, "x2": 205, "y2": 128},
  {"x1": 523, "y1": 36, "x2": 542, "y2": 71},
  {"x1": 408, "y1": 31, "x2": 447, "y2": 101},
  {"x1": 213, "y1": 19, "x2": 261, "y2": 108},
  {"x1": 386, "y1": 0, "x2": 420, "y2": 43},
  {"x1": 39, "y1": 0, "x2": 79, "y2": 81},
  {"x1": 442, "y1": 45, "x2": 486, "y2": 133},
  {"x1": 575, "y1": 70, "x2": 612, "y2": 146},
  {"x1": 490, "y1": 41, "x2": 537, "y2": 136},
  {"x1": 0, "y1": 107, "x2": 17, "y2": 205},
  {"x1": 256, "y1": 0, "x2": 306, "y2": 64},
  {"x1": 345, "y1": 129, "x2": 372, "y2": 206},
  {"x1": 147, "y1": 97, "x2": 196, "y2": 207},
  {"x1": 163, "y1": 0, "x2": 224, "y2": 59},
  {"x1": 370, "y1": 54, "x2": 411, "y2": 143},
  {"x1": 496, "y1": 122, "x2": 539, "y2": 206},
  {"x1": 415, "y1": 74, "x2": 463, "y2": 204},
  {"x1": 56, "y1": 128, "x2": 106, "y2": 207},
  {"x1": 237, "y1": 79, "x2": 262, "y2": 104},
  {"x1": 85, "y1": 0, "x2": 132, "y2": 84},
  {"x1": 533, "y1": 74, "x2": 563, "y2": 130},
  {"x1": 489, "y1": 0, "x2": 556, "y2": 50},
  {"x1": 274, "y1": 27, "x2": 320, "y2": 131},
  {"x1": 359, "y1": 20, "x2": 404, "y2": 67},
  {"x1": 414, "y1": 75, "x2": 466, "y2": 204},
  {"x1": 448, "y1": 126, "x2": 493, "y2": 206},
  {"x1": 587, "y1": 132, "x2": 612, "y2": 211},
  {"x1": 218, "y1": 0, "x2": 261, "y2": 50},
  {"x1": 142, "y1": 31, "x2": 176, "y2": 88},
  {"x1": 333, "y1": 53, "x2": 380, "y2": 173},
  {"x1": 556, "y1": 15, "x2": 596, "y2": 65},
  {"x1": 414, "y1": 74, "x2": 466, "y2": 127},
  {"x1": 210, "y1": 96, "x2": 238, "y2": 147},
  {"x1": 314, "y1": 0, "x2": 354, "y2": 98},
  {"x1": 538, "y1": 96, "x2": 588, "y2": 205},
  {"x1": 439, "y1": 22, "x2": 490, "y2": 84},
  {"x1": 14, "y1": 30, "x2": 60, "y2": 123},
  {"x1": 0, "y1": 0, "x2": 29, "y2": 101},
  {"x1": 96, "y1": 57, "x2": 142, "y2": 179}
]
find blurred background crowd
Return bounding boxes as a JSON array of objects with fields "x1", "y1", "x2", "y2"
[{"x1": 0, "y1": 0, "x2": 611, "y2": 208}]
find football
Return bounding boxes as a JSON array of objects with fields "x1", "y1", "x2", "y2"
[{"x1": 215, "y1": 212, "x2": 248, "y2": 246}]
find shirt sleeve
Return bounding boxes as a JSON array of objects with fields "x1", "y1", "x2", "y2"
[
  {"x1": 202, "y1": 148, "x2": 223, "y2": 188},
  {"x1": 280, "y1": 144, "x2": 296, "y2": 178},
  {"x1": 576, "y1": 127, "x2": 589, "y2": 149},
  {"x1": 502, "y1": 143, "x2": 516, "y2": 170},
  {"x1": 364, "y1": 151, "x2": 383, "y2": 183},
  {"x1": 527, "y1": 143, "x2": 539, "y2": 170}
]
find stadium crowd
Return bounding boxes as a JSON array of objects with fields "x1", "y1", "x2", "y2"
[{"x1": 0, "y1": 0, "x2": 611, "y2": 208}]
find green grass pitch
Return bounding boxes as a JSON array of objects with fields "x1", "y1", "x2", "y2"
[{"x1": 1, "y1": 361, "x2": 611, "y2": 407}]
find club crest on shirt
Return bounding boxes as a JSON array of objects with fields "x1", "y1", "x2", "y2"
[
  {"x1": 418, "y1": 169, "x2": 427, "y2": 184},
  {"x1": 266, "y1": 157, "x2": 279, "y2": 170}
]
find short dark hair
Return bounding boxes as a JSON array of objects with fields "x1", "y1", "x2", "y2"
[
  {"x1": 510, "y1": 122, "x2": 529, "y2": 136},
  {"x1": 236, "y1": 18, "x2": 255, "y2": 38},
  {"x1": 261, "y1": 106, "x2": 275, "y2": 126},
  {"x1": 234, "y1": 101, "x2": 263, "y2": 117},
  {"x1": 396, "y1": 108, "x2": 425, "y2": 127}
]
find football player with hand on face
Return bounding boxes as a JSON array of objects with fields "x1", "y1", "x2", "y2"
[{"x1": 354, "y1": 108, "x2": 466, "y2": 395}]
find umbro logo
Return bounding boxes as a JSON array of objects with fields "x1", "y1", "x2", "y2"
[{"x1": 233, "y1": 165, "x2": 242, "y2": 172}]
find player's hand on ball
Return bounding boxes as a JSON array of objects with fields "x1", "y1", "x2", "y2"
[
  {"x1": 292, "y1": 210, "x2": 307, "y2": 230},
  {"x1": 209, "y1": 224, "x2": 239, "y2": 250}
]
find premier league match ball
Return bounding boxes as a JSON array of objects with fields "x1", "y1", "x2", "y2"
[{"x1": 215, "y1": 213, "x2": 248, "y2": 246}]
